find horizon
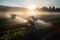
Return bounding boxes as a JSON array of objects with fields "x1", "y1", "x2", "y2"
[
  {"x1": 0, "y1": 4, "x2": 60, "y2": 9},
  {"x1": 0, "y1": 0, "x2": 60, "y2": 8}
]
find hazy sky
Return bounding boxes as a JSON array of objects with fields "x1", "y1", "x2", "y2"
[{"x1": 0, "y1": 0, "x2": 60, "y2": 8}]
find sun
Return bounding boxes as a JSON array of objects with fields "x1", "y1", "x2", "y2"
[{"x1": 27, "y1": 4, "x2": 37, "y2": 10}]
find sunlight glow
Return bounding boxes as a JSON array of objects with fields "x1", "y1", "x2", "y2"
[{"x1": 27, "y1": 4, "x2": 37, "y2": 10}]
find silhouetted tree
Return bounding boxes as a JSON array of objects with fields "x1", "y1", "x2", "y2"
[
  {"x1": 52, "y1": 6, "x2": 55, "y2": 11},
  {"x1": 49, "y1": 6, "x2": 51, "y2": 10}
]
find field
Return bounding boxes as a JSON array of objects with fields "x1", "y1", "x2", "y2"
[{"x1": 0, "y1": 12, "x2": 60, "y2": 40}]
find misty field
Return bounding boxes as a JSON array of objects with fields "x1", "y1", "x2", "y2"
[{"x1": 0, "y1": 12, "x2": 60, "y2": 40}]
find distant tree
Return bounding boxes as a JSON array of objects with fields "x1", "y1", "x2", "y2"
[
  {"x1": 52, "y1": 6, "x2": 55, "y2": 11},
  {"x1": 49, "y1": 6, "x2": 51, "y2": 10},
  {"x1": 56, "y1": 8, "x2": 60, "y2": 12},
  {"x1": 41, "y1": 7, "x2": 48, "y2": 11},
  {"x1": 49, "y1": 6, "x2": 52, "y2": 12}
]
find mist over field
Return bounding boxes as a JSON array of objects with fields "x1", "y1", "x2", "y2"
[{"x1": 0, "y1": 5, "x2": 60, "y2": 40}]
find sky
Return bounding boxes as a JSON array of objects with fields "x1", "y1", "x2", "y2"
[{"x1": 0, "y1": 0, "x2": 60, "y2": 8}]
